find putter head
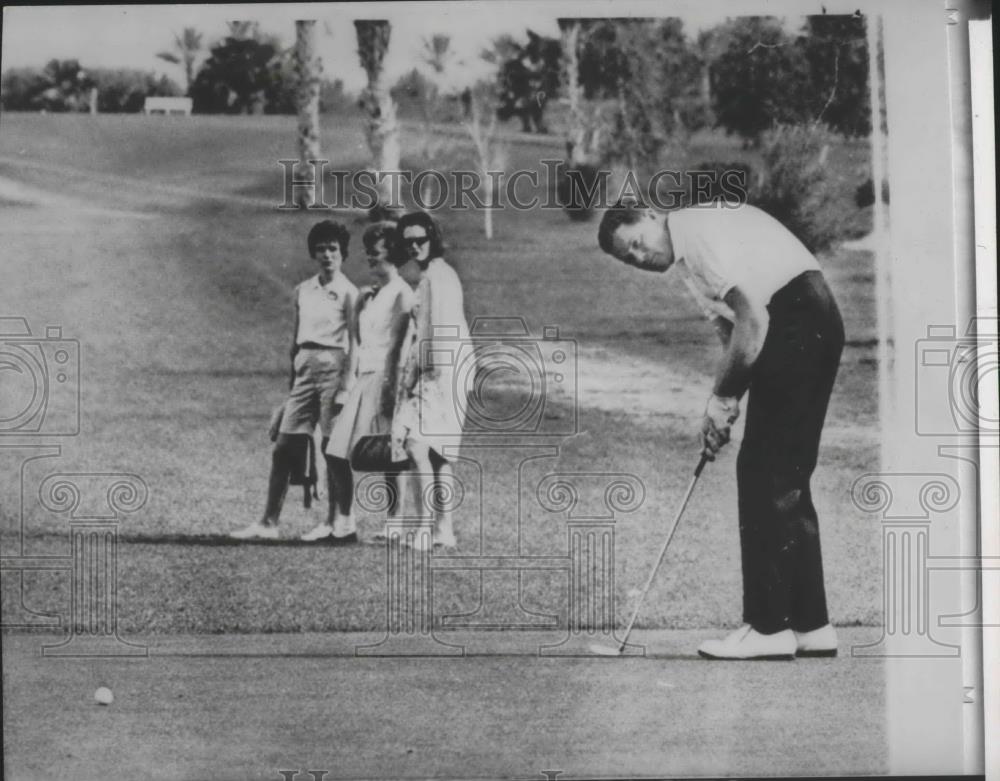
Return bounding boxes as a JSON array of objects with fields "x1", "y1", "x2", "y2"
[{"x1": 588, "y1": 642, "x2": 623, "y2": 656}]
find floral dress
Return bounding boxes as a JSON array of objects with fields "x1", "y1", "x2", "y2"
[{"x1": 391, "y1": 257, "x2": 473, "y2": 462}]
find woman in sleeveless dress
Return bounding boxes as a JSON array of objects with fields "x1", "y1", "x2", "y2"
[{"x1": 325, "y1": 222, "x2": 414, "y2": 541}]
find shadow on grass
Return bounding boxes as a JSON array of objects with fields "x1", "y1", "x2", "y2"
[{"x1": 116, "y1": 534, "x2": 360, "y2": 547}]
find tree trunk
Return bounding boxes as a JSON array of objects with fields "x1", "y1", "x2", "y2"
[
  {"x1": 700, "y1": 62, "x2": 713, "y2": 124},
  {"x1": 184, "y1": 57, "x2": 195, "y2": 96},
  {"x1": 464, "y1": 92, "x2": 501, "y2": 239},
  {"x1": 294, "y1": 20, "x2": 322, "y2": 208},
  {"x1": 560, "y1": 21, "x2": 585, "y2": 165},
  {"x1": 559, "y1": 20, "x2": 601, "y2": 166},
  {"x1": 355, "y1": 20, "x2": 400, "y2": 213}
]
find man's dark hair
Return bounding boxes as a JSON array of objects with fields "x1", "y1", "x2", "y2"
[
  {"x1": 597, "y1": 200, "x2": 648, "y2": 255},
  {"x1": 307, "y1": 220, "x2": 350, "y2": 257},
  {"x1": 362, "y1": 221, "x2": 407, "y2": 267},
  {"x1": 396, "y1": 211, "x2": 445, "y2": 259}
]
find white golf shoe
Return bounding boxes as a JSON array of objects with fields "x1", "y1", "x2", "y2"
[
  {"x1": 300, "y1": 523, "x2": 335, "y2": 542},
  {"x1": 697, "y1": 625, "x2": 796, "y2": 660},
  {"x1": 794, "y1": 624, "x2": 838, "y2": 657},
  {"x1": 229, "y1": 521, "x2": 280, "y2": 541},
  {"x1": 404, "y1": 526, "x2": 433, "y2": 552},
  {"x1": 432, "y1": 525, "x2": 457, "y2": 550}
]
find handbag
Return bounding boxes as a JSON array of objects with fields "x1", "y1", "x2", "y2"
[{"x1": 350, "y1": 434, "x2": 411, "y2": 473}]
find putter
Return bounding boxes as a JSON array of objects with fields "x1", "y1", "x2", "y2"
[{"x1": 590, "y1": 453, "x2": 710, "y2": 656}]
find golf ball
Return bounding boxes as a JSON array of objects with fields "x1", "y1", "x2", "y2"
[{"x1": 94, "y1": 686, "x2": 114, "y2": 706}]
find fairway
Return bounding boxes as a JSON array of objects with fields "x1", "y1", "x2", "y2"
[{"x1": 2, "y1": 112, "x2": 886, "y2": 777}]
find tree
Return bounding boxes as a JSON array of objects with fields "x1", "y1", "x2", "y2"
[
  {"x1": 155, "y1": 27, "x2": 203, "y2": 95},
  {"x1": 24, "y1": 60, "x2": 94, "y2": 112},
  {"x1": 704, "y1": 15, "x2": 870, "y2": 141},
  {"x1": 189, "y1": 26, "x2": 280, "y2": 114},
  {"x1": 463, "y1": 80, "x2": 507, "y2": 239},
  {"x1": 293, "y1": 20, "x2": 322, "y2": 208},
  {"x1": 416, "y1": 35, "x2": 464, "y2": 175},
  {"x1": 354, "y1": 20, "x2": 401, "y2": 215},
  {"x1": 0, "y1": 68, "x2": 49, "y2": 110},
  {"x1": 422, "y1": 34, "x2": 455, "y2": 79},
  {"x1": 557, "y1": 19, "x2": 601, "y2": 166},
  {"x1": 89, "y1": 68, "x2": 182, "y2": 112},
  {"x1": 708, "y1": 17, "x2": 810, "y2": 140},
  {"x1": 573, "y1": 19, "x2": 699, "y2": 169},
  {"x1": 0, "y1": 62, "x2": 178, "y2": 114},
  {"x1": 798, "y1": 15, "x2": 870, "y2": 136}
]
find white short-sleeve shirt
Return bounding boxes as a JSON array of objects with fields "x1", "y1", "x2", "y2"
[
  {"x1": 666, "y1": 204, "x2": 820, "y2": 322},
  {"x1": 295, "y1": 272, "x2": 359, "y2": 349}
]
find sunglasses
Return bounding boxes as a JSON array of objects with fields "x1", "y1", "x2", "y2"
[{"x1": 404, "y1": 236, "x2": 430, "y2": 247}]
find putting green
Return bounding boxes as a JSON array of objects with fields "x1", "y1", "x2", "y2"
[{"x1": 3, "y1": 630, "x2": 886, "y2": 779}]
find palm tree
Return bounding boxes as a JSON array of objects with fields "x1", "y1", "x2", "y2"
[
  {"x1": 156, "y1": 27, "x2": 203, "y2": 95},
  {"x1": 422, "y1": 34, "x2": 453, "y2": 78},
  {"x1": 557, "y1": 19, "x2": 602, "y2": 166},
  {"x1": 354, "y1": 20, "x2": 400, "y2": 215},
  {"x1": 414, "y1": 34, "x2": 458, "y2": 178},
  {"x1": 294, "y1": 20, "x2": 322, "y2": 208}
]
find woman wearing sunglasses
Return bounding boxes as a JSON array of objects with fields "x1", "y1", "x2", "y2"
[{"x1": 391, "y1": 212, "x2": 472, "y2": 550}]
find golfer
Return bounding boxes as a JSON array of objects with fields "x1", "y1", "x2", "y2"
[
  {"x1": 597, "y1": 201, "x2": 844, "y2": 660},
  {"x1": 391, "y1": 212, "x2": 472, "y2": 550},
  {"x1": 324, "y1": 221, "x2": 414, "y2": 543},
  {"x1": 232, "y1": 220, "x2": 359, "y2": 541}
]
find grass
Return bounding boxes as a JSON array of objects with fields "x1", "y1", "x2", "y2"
[
  {"x1": 1, "y1": 112, "x2": 881, "y2": 635},
  {"x1": 2, "y1": 631, "x2": 887, "y2": 778}
]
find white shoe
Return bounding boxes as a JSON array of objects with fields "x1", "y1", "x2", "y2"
[
  {"x1": 331, "y1": 514, "x2": 356, "y2": 539},
  {"x1": 230, "y1": 522, "x2": 280, "y2": 541},
  {"x1": 432, "y1": 527, "x2": 457, "y2": 549},
  {"x1": 794, "y1": 624, "x2": 838, "y2": 657},
  {"x1": 404, "y1": 527, "x2": 433, "y2": 551},
  {"x1": 698, "y1": 625, "x2": 796, "y2": 660},
  {"x1": 300, "y1": 523, "x2": 334, "y2": 542}
]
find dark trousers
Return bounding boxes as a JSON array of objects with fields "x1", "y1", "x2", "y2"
[{"x1": 737, "y1": 270, "x2": 844, "y2": 634}]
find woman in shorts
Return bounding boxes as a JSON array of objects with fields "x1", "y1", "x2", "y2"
[{"x1": 231, "y1": 220, "x2": 358, "y2": 541}]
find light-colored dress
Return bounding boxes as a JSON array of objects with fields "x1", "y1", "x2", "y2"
[
  {"x1": 392, "y1": 257, "x2": 473, "y2": 462},
  {"x1": 325, "y1": 275, "x2": 414, "y2": 459}
]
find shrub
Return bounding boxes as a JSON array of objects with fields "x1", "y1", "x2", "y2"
[
  {"x1": 747, "y1": 123, "x2": 850, "y2": 253},
  {"x1": 90, "y1": 69, "x2": 182, "y2": 113},
  {"x1": 689, "y1": 160, "x2": 754, "y2": 206}
]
